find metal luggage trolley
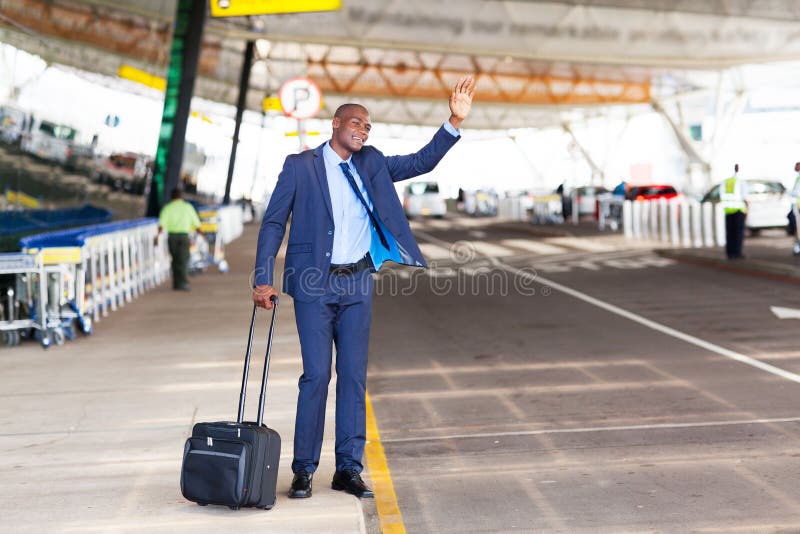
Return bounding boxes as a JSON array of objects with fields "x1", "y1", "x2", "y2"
[
  {"x1": 191, "y1": 206, "x2": 230, "y2": 274},
  {"x1": 19, "y1": 219, "x2": 170, "y2": 348},
  {"x1": 0, "y1": 251, "x2": 73, "y2": 348},
  {"x1": 0, "y1": 252, "x2": 45, "y2": 347}
]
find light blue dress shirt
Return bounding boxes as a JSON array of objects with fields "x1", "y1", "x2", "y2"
[
  {"x1": 323, "y1": 121, "x2": 461, "y2": 264},
  {"x1": 322, "y1": 142, "x2": 373, "y2": 264}
]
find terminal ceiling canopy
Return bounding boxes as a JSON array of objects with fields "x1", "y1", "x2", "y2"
[{"x1": 2, "y1": 0, "x2": 800, "y2": 128}]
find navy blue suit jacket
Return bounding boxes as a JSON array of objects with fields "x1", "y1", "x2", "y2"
[{"x1": 254, "y1": 125, "x2": 460, "y2": 302}]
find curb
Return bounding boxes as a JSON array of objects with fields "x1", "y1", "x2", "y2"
[{"x1": 657, "y1": 249, "x2": 800, "y2": 284}]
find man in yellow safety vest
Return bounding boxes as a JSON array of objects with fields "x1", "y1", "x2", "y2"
[{"x1": 720, "y1": 163, "x2": 747, "y2": 260}]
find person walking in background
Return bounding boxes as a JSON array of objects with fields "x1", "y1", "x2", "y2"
[
  {"x1": 252, "y1": 76, "x2": 475, "y2": 500},
  {"x1": 721, "y1": 163, "x2": 747, "y2": 260},
  {"x1": 158, "y1": 188, "x2": 201, "y2": 291}
]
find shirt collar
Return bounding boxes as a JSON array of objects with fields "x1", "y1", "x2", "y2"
[{"x1": 323, "y1": 141, "x2": 352, "y2": 168}]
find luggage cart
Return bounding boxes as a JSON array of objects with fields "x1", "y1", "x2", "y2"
[
  {"x1": 0, "y1": 253, "x2": 55, "y2": 348},
  {"x1": 191, "y1": 208, "x2": 230, "y2": 273}
]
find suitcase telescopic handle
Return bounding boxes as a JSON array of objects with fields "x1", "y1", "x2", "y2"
[{"x1": 237, "y1": 296, "x2": 278, "y2": 425}]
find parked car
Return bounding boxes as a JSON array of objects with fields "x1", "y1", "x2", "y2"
[
  {"x1": 701, "y1": 179, "x2": 792, "y2": 235},
  {"x1": 403, "y1": 181, "x2": 446, "y2": 218},
  {"x1": 20, "y1": 119, "x2": 78, "y2": 166},
  {"x1": 625, "y1": 184, "x2": 681, "y2": 201},
  {"x1": 93, "y1": 152, "x2": 152, "y2": 194}
]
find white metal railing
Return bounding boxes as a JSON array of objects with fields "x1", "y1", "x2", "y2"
[
  {"x1": 623, "y1": 198, "x2": 727, "y2": 247},
  {"x1": 11, "y1": 219, "x2": 170, "y2": 347},
  {"x1": 5, "y1": 205, "x2": 245, "y2": 348}
]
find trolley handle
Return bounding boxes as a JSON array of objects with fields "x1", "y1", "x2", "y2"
[{"x1": 237, "y1": 296, "x2": 278, "y2": 425}]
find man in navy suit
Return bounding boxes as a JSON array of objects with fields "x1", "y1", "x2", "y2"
[{"x1": 253, "y1": 76, "x2": 475, "y2": 499}]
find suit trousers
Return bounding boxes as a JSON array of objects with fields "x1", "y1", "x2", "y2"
[
  {"x1": 291, "y1": 268, "x2": 374, "y2": 474},
  {"x1": 725, "y1": 211, "x2": 745, "y2": 259}
]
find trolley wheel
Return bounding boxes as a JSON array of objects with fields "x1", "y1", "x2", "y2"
[
  {"x1": 40, "y1": 331, "x2": 52, "y2": 349},
  {"x1": 53, "y1": 329, "x2": 66, "y2": 346},
  {"x1": 10, "y1": 331, "x2": 21, "y2": 346},
  {"x1": 79, "y1": 316, "x2": 93, "y2": 335},
  {"x1": 217, "y1": 260, "x2": 229, "y2": 273},
  {"x1": 2, "y1": 331, "x2": 13, "y2": 347}
]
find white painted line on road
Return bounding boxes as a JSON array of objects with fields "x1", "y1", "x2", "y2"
[
  {"x1": 469, "y1": 241, "x2": 515, "y2": 257},
  {"x1": 371, "y1": 358, "x2": 648, "y2": 377},
  {"x1": 369, "y1": 379, "x2": 682, "y2": 400},
  {"x1": 771, "y1": 306, "x2": 800, "y2": 320},
  {"x1": 414, "y1": 228, "x2": 800, "y2": 386},
  {"x1": 545, "y1": 237, "x2": 616, "y2": 252},
  {"x1": 380, "y1": 416, "x2": 800, "y2": 444},
  {"x1": 418, "y1": 242, "x2": 452, "y2": 260},
  {"x1": 498, "y1": 262, "x2": 800, "y2": 385},
  {"x1": 500, "y1": 239, "x2": 569, "y2": 255}
]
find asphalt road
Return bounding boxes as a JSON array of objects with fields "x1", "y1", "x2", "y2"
[{"x1": 366, "y1": 216, "x2": 800, "y2": 534}]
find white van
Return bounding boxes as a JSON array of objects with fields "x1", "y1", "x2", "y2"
[{"x1": 403, "y1": 181, "x2": 447, "y2": 218}]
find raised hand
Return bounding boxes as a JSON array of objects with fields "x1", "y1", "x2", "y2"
[{"x1": 448, "y1": 75, "x2": 476, "y2": 129}]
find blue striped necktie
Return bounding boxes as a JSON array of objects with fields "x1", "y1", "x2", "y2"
[{"x1": 339, "y1": 162, "x2": 389, "y2": 249}]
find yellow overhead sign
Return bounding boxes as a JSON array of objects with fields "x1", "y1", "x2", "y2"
[
  {"x1": 210, "y1": 0, "x2": 341, "y2": 17},
  {"x1": 118, "y1": 65, "x2": 166, "y2": 91}
]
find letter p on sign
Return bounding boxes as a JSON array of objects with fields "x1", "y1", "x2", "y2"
[{"x1": 279, "y1": 78, "x2": 322, "y2": 120}]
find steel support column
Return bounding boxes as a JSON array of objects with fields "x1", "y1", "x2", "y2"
[
  {"x1": 147, "y1": 0, "x2": 207, "y2": 217},
  {"x1": 223, "y1": 40, "x2": 255, "y2": 206}
]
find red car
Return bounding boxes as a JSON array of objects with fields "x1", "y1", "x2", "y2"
[{"x1": 626, "y1": 184, "x2": 680, "y2": 201}]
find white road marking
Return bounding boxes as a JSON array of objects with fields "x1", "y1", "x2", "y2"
[
  {"x1": 771, "y1": 306, "x2": 800, "y2": 320},
  {"x1": 545, "y1": 237, "x2": 616, "y2": 252},
  {"x1": 414, "y1": 228, "x2": 800, "y2": 386},
  {"x1": 496, "y1": 262, "x2": 800, "y2": 385},
  {"x1": 469, "y1": 241, "x2": 515, "y2": 257},
  {"x1": 418, "y1": 242, "x2": 452, "y2": 260},
  {"x1": 380, "y1": 416, "x2": 800, "y2": 444},
  {"x1": 500, "y1": 239, "x2": 569, "y2": 255}
]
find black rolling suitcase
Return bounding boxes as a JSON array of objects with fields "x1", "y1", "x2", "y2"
[{"x1": 181, "y1": 299, "x2": 281, "y2": 510}]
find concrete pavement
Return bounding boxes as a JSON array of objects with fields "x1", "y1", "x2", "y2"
[{"x1": 0, "y1": 224, "x2": 369, "y2": 534}]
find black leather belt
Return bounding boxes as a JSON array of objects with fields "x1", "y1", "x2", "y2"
[{"x1": 329, "y1": 254, "x2": 373, "y2": 276}]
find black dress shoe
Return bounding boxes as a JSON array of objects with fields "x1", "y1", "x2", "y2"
[
  {"x1": 289, "y1": 471, "x2": 313, "y2": 498},
  {"x1": 332, "y1": 469, "x2": 374, "y2": 498}
]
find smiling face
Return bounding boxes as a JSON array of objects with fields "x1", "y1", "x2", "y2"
[{"x1": 330, "y1": 104, "x2": 371, "y2": 159}]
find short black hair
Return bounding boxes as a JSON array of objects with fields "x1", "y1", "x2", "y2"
[
  {"x1": 170, "y1": 188, "x2": 182, "y2": 200},
  {"x1": 333, "y1": 103, "x2": 368, "y2": 119}
]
